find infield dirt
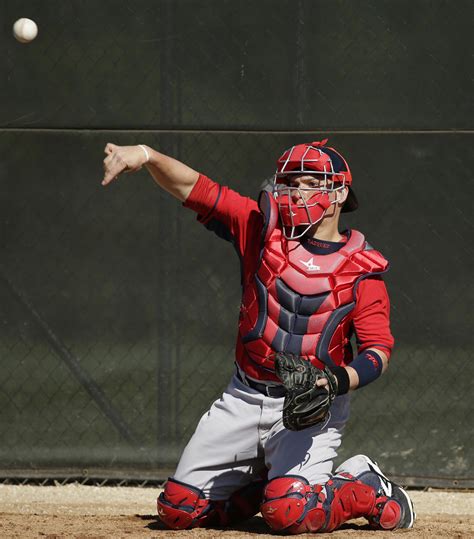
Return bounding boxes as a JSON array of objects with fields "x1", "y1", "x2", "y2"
[{"x1": 0, "y1": 485, "x2": 472, "y2": 538}]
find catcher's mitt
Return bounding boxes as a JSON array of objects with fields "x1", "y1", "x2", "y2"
[{"x1": 274, "y1": 352, "x2": 338, "y2": 431}]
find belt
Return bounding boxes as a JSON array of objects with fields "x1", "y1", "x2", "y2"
[{"x1": 236, "y1": 370, "x2": 286, "y2": 398}]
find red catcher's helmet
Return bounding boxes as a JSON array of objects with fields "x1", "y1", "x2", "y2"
[{"x1": 273, "y1": 140, "x2": 358, "y2": 239}]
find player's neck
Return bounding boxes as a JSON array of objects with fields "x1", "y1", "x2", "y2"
[{"x1": 308, "y1": 217, "x2": 344, "y2": 243}]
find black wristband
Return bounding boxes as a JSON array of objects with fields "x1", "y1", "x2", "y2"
[{"x1": 331, "y1": 366, "x2": 350, "y2": 395}]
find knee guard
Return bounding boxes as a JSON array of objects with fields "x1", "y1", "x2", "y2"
[
  {"x1": 261, "y1": 476, "x2": 327, "y2": 534},
  {"x1": 157, "y1": 478, "x2": 212, "y2": 529},
  {"x1": 157, "y1": 478, "x2": 266, "y2": 530}
]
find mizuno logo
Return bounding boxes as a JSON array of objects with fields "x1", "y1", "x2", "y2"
[
  {"x1": 264, "y1": 505, "x2": 277, "y2": 514},
  {"x1": 301, "y1": 257, "x2": 320, "y2": 271}
]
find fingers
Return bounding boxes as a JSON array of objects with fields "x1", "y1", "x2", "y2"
[
  {"x1": 102, "y1": 154, "x2": 115, "y2": 185},
  {"x1": 315, "y1": 377, "x2": 328, "y2": 387},
  {"x1": 101, "y1": 144, "x2": 146, "y2": 186},
  {"x1": 104, "y1": 142, "x2": 117, "y2": 155},
  {"x1": 102, "y1": 170, "x2": 116, "y2": 186},
  {"x1": 103, "y1": 154, "x2": 113, "y2": 169},
  {"x1": 102, "y1": 170, "x2": 119, "y2": 186},
  {"x1": 102, "y1": 144, "x2": 127, "y2": 186},
  {"x1": 102, "y1": 154, "x2": 126, "y2": 186},
  {"x1": 102, "y1": 145, "x2": 119, "y2": 185},
  {"x1": 102, "y1": 168, "x2": 121, "y2": 186}
]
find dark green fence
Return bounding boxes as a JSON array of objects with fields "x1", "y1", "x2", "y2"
[{"x1": 1, "y1": 0, "x2": 472, "y2": 487}]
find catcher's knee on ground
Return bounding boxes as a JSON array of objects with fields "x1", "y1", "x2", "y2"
[
  {"x1": 157, "y1": 477, "x2": 265, "y2": 529},
  {"x1": 261, "y1": 465, "x2": 414, "y2": 534}
]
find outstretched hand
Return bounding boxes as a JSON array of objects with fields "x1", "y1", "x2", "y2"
[{"x1": 102, "y1": 143, "x2": 149, "y2": 186}]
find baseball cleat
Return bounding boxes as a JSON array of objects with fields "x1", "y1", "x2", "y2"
[{"x1": 357, "y1": 455, "x2": 416, "y2": 530}]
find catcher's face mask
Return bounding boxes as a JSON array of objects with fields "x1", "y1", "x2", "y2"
[{"x1": 273, "y1": 140, "x2": 353, "y2": 240}]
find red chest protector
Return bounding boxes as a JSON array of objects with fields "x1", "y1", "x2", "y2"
[{"x1": 236, "y1": 191, "x2": 389, "y2": 382}]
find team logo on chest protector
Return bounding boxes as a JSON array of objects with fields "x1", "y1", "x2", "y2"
[
  {"x1": 236, "y1": 191, "x2": 388, "y2": 381},
  {"x1": 300, "y1": 258, "x2": 321, "y2": 272}
]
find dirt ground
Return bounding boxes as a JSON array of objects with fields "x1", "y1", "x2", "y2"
[{"x1": 0, "y1": 485, "x2": 472, "y2": 538}]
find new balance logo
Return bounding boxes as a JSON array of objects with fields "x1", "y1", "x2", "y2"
[
  {"x1": 301, "y1": 257, "x2": 320, "y2": 271},
  {"x1": 368, "y1": 462, "x2": 392, "y2": 496}
]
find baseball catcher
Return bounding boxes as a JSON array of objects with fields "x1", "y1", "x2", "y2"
[{"x1": 102, "y1": 140, "x2": 415, "y2": 534}]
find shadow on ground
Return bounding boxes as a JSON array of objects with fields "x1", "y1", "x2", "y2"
[{"x1": 138, "y1": 514, "x2": 375, "y2": 535}]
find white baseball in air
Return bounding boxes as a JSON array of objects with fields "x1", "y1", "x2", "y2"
[{"x1": 13, "y1": 18, "x2": 38, "y2": 43}]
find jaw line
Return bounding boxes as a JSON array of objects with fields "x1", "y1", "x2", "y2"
[
  {"x1": 282, "y1": 213, "x2": 326, "y2": 240},
  {"x1": 282, "y1": 197, "x2": 341, "y2": 240}
]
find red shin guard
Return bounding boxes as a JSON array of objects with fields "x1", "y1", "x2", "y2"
[
  {"x1": 261, "y1": 474, "x2": 397, "y2": 535},
  {"x1": 324, "y1": 473, "x2": 406, "y2": 531},
  {"x1": 323, "y1": 476, "x2": 377, "y2": 531}
]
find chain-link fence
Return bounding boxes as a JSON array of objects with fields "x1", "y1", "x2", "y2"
[{"x1": 1, "y1": 0, "x2": 472, "y2": 488}]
